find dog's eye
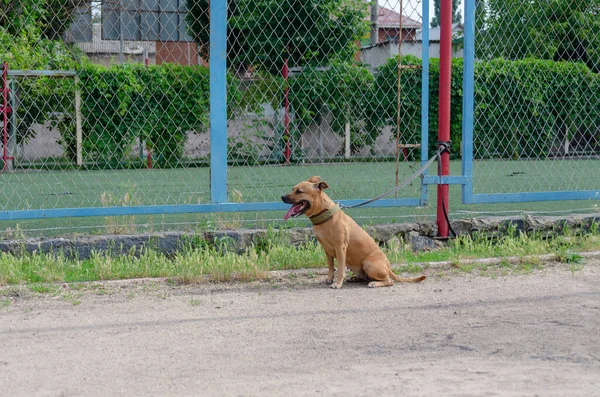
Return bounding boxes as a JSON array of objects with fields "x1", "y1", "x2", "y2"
[{"x1": 296, "y1": 190, "x2": 303, "y2": 194}]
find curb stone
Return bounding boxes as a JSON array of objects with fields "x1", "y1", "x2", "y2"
[{"x1": 0, "y1": 214, "x2": 599, "y2": 259}]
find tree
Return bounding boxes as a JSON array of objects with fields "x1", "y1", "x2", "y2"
[
  {"x1": 0, "y1": 0, "x2": 87, "y2": 145},
  {"x1": 185, "y1": 0, "x2": 369, "y2": 74},
  {"x1": 0, "y1": 0, "x2": 84, "y2": 40},
  {"x1": 477, "y1": 0, "x2": 600, "y2": 72},
  {"x1": 431, "y1": 0, "x2": 463, "y2": 28},
  {"x1": 184, "y1": 0, "x2": 247, "y2": 70}
]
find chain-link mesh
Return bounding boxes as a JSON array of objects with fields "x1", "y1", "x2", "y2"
[
  {"x1": 0, "y1": 0, "x2": 427, "y2": 225},
  {"x1": 225, "y1": 0, "x2": 426, "y2": 203},
  {"x1": 473, "y1": 0, "x2": 600, "y2": 194},
  {"x1": 2, "y1": 1, "x2": 598, "y2": 237}
]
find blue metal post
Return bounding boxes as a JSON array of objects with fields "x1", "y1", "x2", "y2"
[
  {"x1": 461, "y1": 0, "x2": 475, "y2": 204},
  {"x1": 420, "y1": 0, "x2": 430, "y2": 206},
  {"x1": 209, "y1": 0, "x2": 228, "y2": 204}
]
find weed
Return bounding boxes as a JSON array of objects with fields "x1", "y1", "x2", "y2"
[
  {"x1": 499, "y1": 259, "x2": 511, "y2": 268},
  {"x1": 62, "y1": 292, "x2": 82, "y2": 305},
  {"x1": 189, "y1": 298, "x2": 202, "y2": 306},
  {"x1": 1, "y1": 298, "x2": 11, "y2": 308},
  {"x1": 2, "y1": 224, "x2": 26, "y2": 240},
  {"x1": 0, "y1": 226, "x2": 599, "y2": 286},
  {"x1": 449, "y1": 257, "x2": 462, "y2": 268},
  {"x1": 215, "y1": 189, "x2": 244, "y2": 229},
  {"x1": 29, "y1": 283, "x2": 61, "y2": 295},
  {"x1": 395, "y1": 263, "x2": 424, "y2": 274},
  {"x1": 555, "y1": 250, "x2": 583, "y2": 265},
  {"x1": 569, "y1": 262, "x2": 585, "y2": 274},
  {"x1": 458, "y1": 263, "x2": 475, "y2": 273},
  {"x1": 101, "y1": 184, "x2": 140, "y2": 234}
]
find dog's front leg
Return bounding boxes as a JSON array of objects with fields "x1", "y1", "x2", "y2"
[
  {"x1": 331, "y1": 244, "x2": 347, "y2": 289},
  {"x1": 326, "y1": 254, "x2": 335, "y2": 284}
]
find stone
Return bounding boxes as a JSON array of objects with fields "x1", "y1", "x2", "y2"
[{"x1": 411, "y1": 235, "x2": 443, "y2": 253}]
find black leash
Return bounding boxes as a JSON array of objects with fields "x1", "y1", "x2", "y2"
[{"x1": 437, "y1": 141, "x2": 457, "y2": 238}]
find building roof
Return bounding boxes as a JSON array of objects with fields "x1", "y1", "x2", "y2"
[
  {"x1": 366, "y1": 6, "x2": 422, "y2": 29},
  {"x1": 416, "y1": 23, "x2": 463, "y2": 42}
]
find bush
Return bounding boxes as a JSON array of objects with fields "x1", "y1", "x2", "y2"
[
  {"x1": 61, "y1": 63, "x2": 240, "y2": 168},
  {"x1": 1, "y1": 27, "x2": 87, "y2": 145},
  {"x1": 367, "y1": 55, "x2": 463, "y2": 159},
  {"x1": 289, "y1": 62, "x2": 376, "y2": 154},
  {"x1": 69, "y1": 64, "x2": 141, "y2": 166},
  {"x1": 132, "y1": 64, "x2": 211, "y2": 167},
  {"x1": 474, "y1": 58, "x2": 599, "y2": 159},
  {"x1": 367, "y1": 56, "x2": 599, "y2": 160}
]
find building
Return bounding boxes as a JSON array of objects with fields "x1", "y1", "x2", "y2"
[{"x1": 360, "y1": 22, "x2": 464, "y2": 69}]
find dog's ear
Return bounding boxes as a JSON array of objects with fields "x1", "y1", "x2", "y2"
[
  {"x1": 314, "y1": 181, "x2": 329, "y2": 191},
  {"x1": 307, "y1": 176, "x2": 321, "y2": 183}
]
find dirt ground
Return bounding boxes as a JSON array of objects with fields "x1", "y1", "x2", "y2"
[{"x1": 1, "y1": 260, "x2": 599, "y2": 397}]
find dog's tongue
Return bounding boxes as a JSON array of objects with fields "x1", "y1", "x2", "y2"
[{"x1": 284, "y1": 203, "x2": 303, "y2": 220}]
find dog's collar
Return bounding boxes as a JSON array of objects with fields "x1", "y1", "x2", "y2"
[{"x1": 309, "y1": 203, "x2": 341, "y2": 226}]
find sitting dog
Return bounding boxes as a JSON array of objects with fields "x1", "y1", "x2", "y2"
[{"x1": 282, "y1": 176, "x2": 426, "y2": 288}]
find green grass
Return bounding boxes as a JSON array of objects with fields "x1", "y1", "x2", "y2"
[
  {"x1": 0, "y1": 159, "x2": 599, "y2": 238},
  {"x1": 0, "y1": 228, "x2": 598, "y2": 286}
]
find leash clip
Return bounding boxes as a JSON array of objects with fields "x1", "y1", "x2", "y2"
[{"x1": 437, "y1": 140, "x2": 451, "y2": 155}]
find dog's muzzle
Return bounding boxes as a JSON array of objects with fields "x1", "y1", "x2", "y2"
[{"x1": 282, "y1": 196, "x2": 310, "y2": 220}]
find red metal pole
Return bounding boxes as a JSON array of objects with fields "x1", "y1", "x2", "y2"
[
  {"x1": 437, "y1": 0, "x2": 452, "y2": 238},
  {"x1": 282, "y1": 58, "x2": 291, "y2": 164}
]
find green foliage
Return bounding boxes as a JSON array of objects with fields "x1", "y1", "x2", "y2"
[
  {"x1": 185, "y1": 0, "x2": 246, "y2": 65},
  {"x1": 186, "y1": 0, "x2": 369, "y2": 74},
  {"x1": 363, "y1": 56, "x2": 598, "y2": 160},
  {"x1": 236, "y1": 73, "x2": 285, "y2": 113},
  {"x1": 289, "y1": 62, "x2": 376, "y2": 154},
  {"x1": 0, "y1": 23, "x2": 87, "y2": 145},
  {"x1": 474, "y1": 58, "x2": 599, "y2": 159},
  {"x1": 132, "y1": 64, "x2": 211, "y2": 167},
  {"x1": 0, "y1": 0, "x2": 79, "y2": 39},
  {"x1": 71, "y1": 64, "x2": 142, "y2": 166},
  {"x1": 59, "y1": 63, "x2": 241, "y2": 168},
  {"x1": 431, "y1": 0, "x2": 463, "y2": 28},
  {"x1": 367, "y1": 56, "x2": 463, "y2": 159},
  {"x1": 0, "y1": 0, "x2": 43, "y2": 37},
  {"x1": 478, "y1": 0, "x2": 600, "y2": 73}
]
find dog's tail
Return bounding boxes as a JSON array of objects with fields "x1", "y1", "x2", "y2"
[{"x1": 389, "y1": 271, "x2": 426, "y2": 283}]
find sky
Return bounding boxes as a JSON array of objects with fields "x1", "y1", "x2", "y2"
[{"x1": 378, "y1": 0, "x2": 465, "y2": 26}]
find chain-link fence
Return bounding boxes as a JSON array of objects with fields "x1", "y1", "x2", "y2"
[
  {"x1": 224, "y1": 0, "x2": 428, "y2": 203},
  {"x1": 1, "y1": 0, "x2": 432, "y2": 232},
  {"x1": 472, "y1": 0, "x2": 600, "y2": 196},
  {"x1": 0, "y1": 0, "x2": 599, "y2": 237}
]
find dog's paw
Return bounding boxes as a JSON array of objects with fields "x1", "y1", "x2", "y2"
[
  {"x1": 330, "y1": 283, "x2": 343, "y2": 289},
  {"x1": 325, "y1": 279, "x2": 334, "y2": 284}
]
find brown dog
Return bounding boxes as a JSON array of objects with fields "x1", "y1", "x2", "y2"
[{"x1": 282, "y1": 176, "x2": 426, "y2": 288}]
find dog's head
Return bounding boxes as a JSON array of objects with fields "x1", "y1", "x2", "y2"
[{"x1": 281, "y1": 176, "x2": 330, "y2": 220}]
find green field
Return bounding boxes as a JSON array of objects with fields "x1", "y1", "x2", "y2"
[{"x1": 0, "y1": 159, "x2": 598, "y2": 238}]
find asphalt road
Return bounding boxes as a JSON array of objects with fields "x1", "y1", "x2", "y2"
[{"x1": 1, "y1": 261, "x2": 599, "y2": 396}]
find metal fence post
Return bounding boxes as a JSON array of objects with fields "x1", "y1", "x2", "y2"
[
  {"x1": 210, "y1": 0, "x2": 228, "y2": 204},
  {"x1": 462, "y1": 0, "x2": 475, "y2": 204},
  {"x1": 437, "y1": 0, "x2": 453, "y2": 237},
  {"x1": 420, "y1": 0, "x2": 430, "y2": 207},
  {"x1": 74, "y1": 76, "x2": 83, "y2": 167}
]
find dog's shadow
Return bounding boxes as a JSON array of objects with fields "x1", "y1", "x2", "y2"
[{"x1": 277, "y1": 274, "x2": 375, "y2": 291}]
